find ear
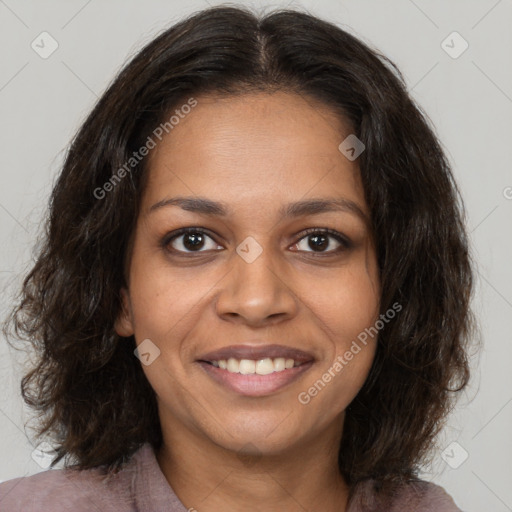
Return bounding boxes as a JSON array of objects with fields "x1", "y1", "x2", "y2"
[{"x1": 115, "y1": 287, "x2": 135, "y2": 337}]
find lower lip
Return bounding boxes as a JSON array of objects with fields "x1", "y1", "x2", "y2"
[{"x1": 197, "y1": 361, "x2": 314, "y2": 397}]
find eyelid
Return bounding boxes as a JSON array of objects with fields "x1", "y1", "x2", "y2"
[
  {"x1": 161, "y1": 226, "x2": 352, "y2": 255},
  {"x1": 297, "y1": 227, "x2": 352, "y2": 250},
  {"x1": 161, "y1": 227, "x2": 221, "y2": 253}
]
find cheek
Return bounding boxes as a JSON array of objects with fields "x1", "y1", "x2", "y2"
[
  {"x1": 303, "y1": 260, "x2": 380, "y2": 346},
  {"x1": 297, "y1": 268, "x2": 379, "y2": 416},
  {"x1": 127, "y1": 256, "x2": 207, "y2": 337},
  {"x1": 296, "y1": 250, "x2": 379, "y2": 400}
]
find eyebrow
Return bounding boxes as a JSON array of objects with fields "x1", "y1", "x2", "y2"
[{"x1": 148, "y1": 196, "x2": 369, "y2": 225}]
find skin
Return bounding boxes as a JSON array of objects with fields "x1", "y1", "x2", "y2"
[{"x1": 115, "y1": 91, "x2": 381, "y2": 512}]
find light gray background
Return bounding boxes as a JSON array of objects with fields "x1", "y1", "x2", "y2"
[{"x1": 0, "y1": 1, "x2": 511, "y2": 511}]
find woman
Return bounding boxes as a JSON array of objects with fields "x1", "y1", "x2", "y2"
[{"x1": 0, "y1": 5, "x2": 476, "y2": 511}]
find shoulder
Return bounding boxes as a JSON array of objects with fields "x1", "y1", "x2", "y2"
[
  {"x1": 389, "y1": 479, "x2": 462, "y2": 511},
  {"x1": 0, "y1": 455, "x2": 140, "y2": 512},
  {"x1": 350, "y1": 478, "x2": 463, "y2": 512}
]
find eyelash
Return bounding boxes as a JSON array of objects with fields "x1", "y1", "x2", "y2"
[{"x1": 161, "y1": 227, "x2": 352, "y2": 257}]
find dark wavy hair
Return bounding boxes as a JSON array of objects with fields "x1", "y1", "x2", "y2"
[{"x1": 3, "y1": 4, "x2": 477, "y2": 500}]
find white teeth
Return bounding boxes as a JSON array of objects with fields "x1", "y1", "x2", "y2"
[
  {"x1": 273, "y1": 357, "x2": 285, "y2": 372},
  {"x1": 256, "y1": 358, "x2": 274, "y2": 375},
  {"x1": 227, "y1": 358, "x2": 239, "y2": 373},
  {"x1": 239, "y1": 359, "x2": 256, "y2": 375},
  {"x1": 212, "y1": 357, "x2": 300, "y2": 374}
]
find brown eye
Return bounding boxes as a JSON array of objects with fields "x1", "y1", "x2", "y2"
[
  {"x1": 163, "y1": 228, "x2": 222, "y2": 254},
  {"x1": 293, "y1": 228, "x2": 351, "y2": 254}
]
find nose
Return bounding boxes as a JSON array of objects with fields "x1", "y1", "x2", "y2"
[{"x1": 215, "y1": 242, "x2": 298, "y2": 327}]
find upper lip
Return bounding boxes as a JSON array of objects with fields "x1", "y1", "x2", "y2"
[{"x1": 197, "y1": 344, "x2": 315, "y2": 364}]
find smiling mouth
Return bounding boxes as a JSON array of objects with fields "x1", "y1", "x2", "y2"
[
  {"x1": 196, "y1": 344, "x2": 315, "y2": 396},
  {"x1": 196, "y1": 347, "x2": 314, "y2": 397},
  {"x1": 197, "y1": 359, "x2": 314, "y2": 396},
  {"x1": 202, "y1": 357, "x2": 303, "y2": 375}
]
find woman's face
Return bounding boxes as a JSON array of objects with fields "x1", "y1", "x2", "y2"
[{"x1": 116, "y1": 91, "x2": 380, "y2": 457}]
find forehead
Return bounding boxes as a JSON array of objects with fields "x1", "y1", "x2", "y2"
[{"x1": 142, "y1": 91, "x2": 367, "y2": 216}]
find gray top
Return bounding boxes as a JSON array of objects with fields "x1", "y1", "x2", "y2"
[{"x1": 0, "y1": 443, "x2": 462, "y2": 511}]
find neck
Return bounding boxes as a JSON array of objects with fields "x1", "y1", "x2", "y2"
[{"x1": 156, "y1": 414, "x2": 350, "y2": 512}]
